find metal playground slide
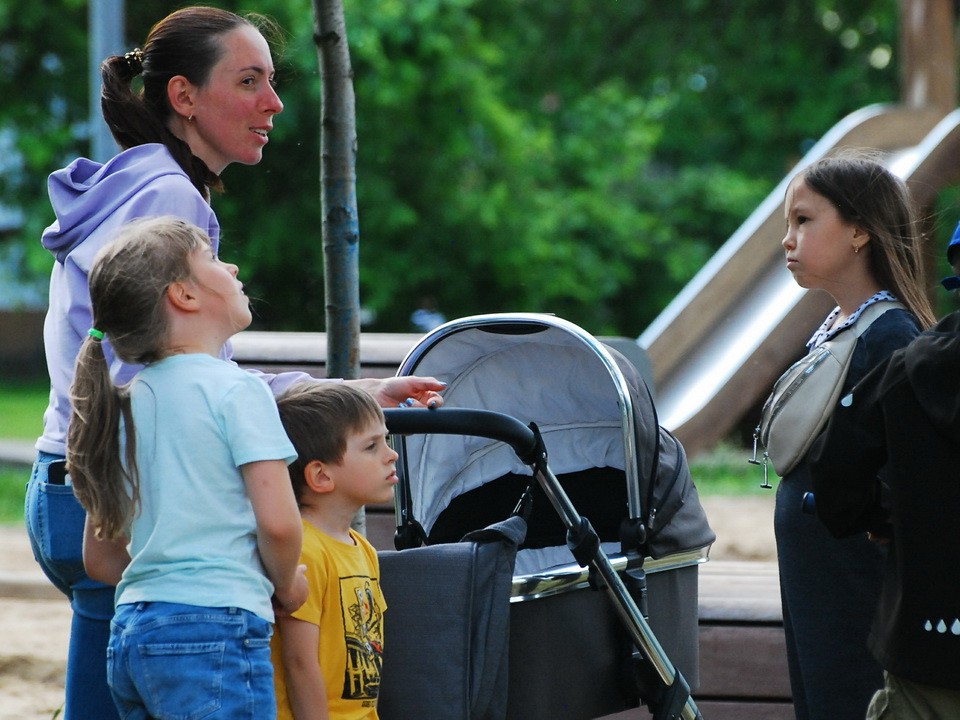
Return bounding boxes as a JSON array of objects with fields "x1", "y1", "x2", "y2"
[{"x1": 638, "y1": 104, "x2": 960, "y2": 457}]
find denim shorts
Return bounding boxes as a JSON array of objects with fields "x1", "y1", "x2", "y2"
[{"x1": 108, "y1": 602, "x2": 275, "y2": 720}]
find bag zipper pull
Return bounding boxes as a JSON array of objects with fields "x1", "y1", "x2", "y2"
[
  {"x1": 760, "y1": 452, "x2": 771, "y2": 489},
  {"x1": 748, "y1": 428, "x2": 760, "y2": 463},
  {"x1": 748, "y1": 427, "x2": 773, "y2": 489}
]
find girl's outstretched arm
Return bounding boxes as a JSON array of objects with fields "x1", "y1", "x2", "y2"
[
  {"x1": 82, "y1": 515, "x2": 130, "y2": 586},
  {"x1": 242, "y1": 459, "x2": 307, "y2": 614}
]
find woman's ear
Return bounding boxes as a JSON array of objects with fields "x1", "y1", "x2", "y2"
[
  {"x1": 303, "y1": 459, "x2": 335, "y2": 494},
  {"x1": 167, "y1": 75, "x2": 198, "y2": 122}
]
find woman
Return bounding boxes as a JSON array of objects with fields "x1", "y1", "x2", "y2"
[{"x1": 27, "y1": 8, "x2": 441, "y2": 718}]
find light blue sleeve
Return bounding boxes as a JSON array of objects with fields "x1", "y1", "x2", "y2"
[{"x1": 221, "y1": 373, "x2": 297, "y2": 467}]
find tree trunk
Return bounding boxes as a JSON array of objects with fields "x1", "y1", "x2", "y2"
[
  {"x1": 898, "y1": 0, "x2": 956, "y2": 113},
  {"x1": 311, "y1": 0, "x2": 360, "y2": 381},
  {"x1": 311, "y1": 0, "x2": 365, "y2": 535}
]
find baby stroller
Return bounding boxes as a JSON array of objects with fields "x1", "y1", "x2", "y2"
[{"x1": 376, "y1": 313, "x2": 715, "y2": 720}]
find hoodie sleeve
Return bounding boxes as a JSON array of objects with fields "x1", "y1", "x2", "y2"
[
  {"x1": 216, "y1": 338, "x2": 339, "y2": 397},
  {"x1": 809, "y1": 359, "x2": 892, "y2": 538}
]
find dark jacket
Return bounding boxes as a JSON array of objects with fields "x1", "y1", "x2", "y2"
[{"x1": 810, "y1": 311, "x2": 960, "y2": 690}]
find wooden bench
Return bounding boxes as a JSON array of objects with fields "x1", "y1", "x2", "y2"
[
  {"x1": 692, "y1": 561, "x2": 792, "y2": 719},
  {"x1": 232, "y1": 329, "x2": 793, "y2": 718}
]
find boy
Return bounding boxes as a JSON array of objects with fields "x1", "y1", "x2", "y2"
[
  {"x1": 810, "y1": 224, "x2": 960, "y2": 719},
  {"x1": 271, "y1": 383, "x2": 398, "y2": 720}
]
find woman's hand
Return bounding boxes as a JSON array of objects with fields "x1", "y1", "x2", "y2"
[{"x1": 349, "y1": 376, "x2": 446, "y2": 409}]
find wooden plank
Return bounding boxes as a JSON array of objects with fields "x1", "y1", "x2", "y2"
[
  {"x1": 698, "y1": 560, "x2": 782, "y2": 623},
  {"x1": 697, "y1": 624, "x2": 792, "y2": 698},
  {"x1": 231, "y1": 330, "x2": 655, "y2": 386},
  {"x1": 231, "y1": 331, "x2": 420, "y2": 365},
  {"x1": 231, "y1": 331, "x2": 418, "y2": 378},
  {"x1": 684, "y1": 701, "x2": 794, "y2": 720}
]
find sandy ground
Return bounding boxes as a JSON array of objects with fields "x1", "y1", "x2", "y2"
[
  {"x1": 0, "y1": 493, "x2": 777, "y2": 719},
  {"x1": 0, "y1": 527, "x2": 71, "y2": 720}
]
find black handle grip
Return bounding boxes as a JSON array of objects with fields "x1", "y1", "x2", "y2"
[{"x1": 383, "y1": 408, "x2": 541, "y2": 465}]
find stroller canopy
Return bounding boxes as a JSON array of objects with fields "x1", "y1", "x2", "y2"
[{"x1": 394, "y1": 313, "x2": 715, "y2": 562}]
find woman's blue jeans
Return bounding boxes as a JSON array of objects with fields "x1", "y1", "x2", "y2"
[{"x1": 25, "y1": 451, "x2": 119, "y2": 720}]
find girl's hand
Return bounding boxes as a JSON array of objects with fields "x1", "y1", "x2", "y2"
[{"x1": 273, "y1": 564, "x2": 308, "y2": 617}]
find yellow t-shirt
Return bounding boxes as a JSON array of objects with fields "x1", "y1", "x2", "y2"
[{"x1": 272, "y1": 522, "x2": 386, "y2": 720}]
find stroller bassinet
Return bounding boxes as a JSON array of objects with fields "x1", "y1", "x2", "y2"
[{"x1": 377, "y1": 313, "x2": 715, "y2": 720}]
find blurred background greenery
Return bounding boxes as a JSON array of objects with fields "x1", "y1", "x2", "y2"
[
  {"x1": 0, "y1": 381, "x2": 45, "y2": 523},
  {"x1": 1, "y1": 1, "x2": 958, "y2": 519},
  {"x1": 3, "y1": 0, "x2": 958, "y2": 337}
]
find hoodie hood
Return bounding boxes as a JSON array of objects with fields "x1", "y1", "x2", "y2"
[
  {"x1": 42, "y1": 144, "x2": 194, "y2": 263},
  {"x1": 902, "y1": 311, "x2": 960, "y2": 442}
]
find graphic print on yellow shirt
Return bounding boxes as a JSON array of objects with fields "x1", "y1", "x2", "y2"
[{"x1": 340, "y1": 575, "x2": 384, "y2": 703}]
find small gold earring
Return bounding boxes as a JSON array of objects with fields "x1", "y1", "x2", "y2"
[{"x1": 853, "y1": 245, "x2": 860, "y2": 254}]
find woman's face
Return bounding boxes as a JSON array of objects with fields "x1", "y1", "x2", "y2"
[
  {"x1": 185, "y1": 25, "x2": 283, "y2": 174},
  {"x1": 782, "y1": 176, "x2": 860, "y2": 292}
]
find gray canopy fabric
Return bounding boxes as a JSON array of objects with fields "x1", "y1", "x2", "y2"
[{"x1": 394, "y1": 313, "x2": 714, "y2": 567}]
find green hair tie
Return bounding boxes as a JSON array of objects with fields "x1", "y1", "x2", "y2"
[{"x1": 88, "y1": 328, "x2": 104, "y2": 341}]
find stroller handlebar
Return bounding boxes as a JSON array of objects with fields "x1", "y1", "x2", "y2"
[{"x1": 383, "y1": 408, "x2": 542, "y2": 466}]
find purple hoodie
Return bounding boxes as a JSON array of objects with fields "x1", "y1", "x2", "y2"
[{"x1": 36, "y1": 143, "x2": 314, "y2": 456}]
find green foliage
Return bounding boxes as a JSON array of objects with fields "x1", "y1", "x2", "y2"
[
  {"x1": 0, "y1": 0, "x2": 915, "y2": 337},
  {"x1": 689, "y1": 444, "x2": 773, "y2": 496},
  {"x1": 0, "y1": 378, "x2": 48, "y2": 440},
  {"x1": 0, "y1": 465, "x2": 29, "y2": 524},
  {"x1": 0, "y1": 0, "x2": 88, "y2": 282}
]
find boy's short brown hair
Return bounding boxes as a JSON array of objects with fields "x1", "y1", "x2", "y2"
[{"x1": 276, "y1": 383, "x2": 385, "y2": 503}]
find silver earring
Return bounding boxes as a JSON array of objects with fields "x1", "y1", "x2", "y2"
[{"x1": 187, "y1": 114, "x2": 194, "y2": 123}]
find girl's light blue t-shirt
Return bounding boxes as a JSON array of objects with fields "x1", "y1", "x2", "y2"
[{"x1": 115, "y1": 353, "x2": 297, "y2": 622}]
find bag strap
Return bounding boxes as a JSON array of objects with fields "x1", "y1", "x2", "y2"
[
  {"x1": 809, "y1": 299, "x2": 904, "y2": 359},
  {"x1": 842, "y1": 299, "x2": 906, "y2": 342}
]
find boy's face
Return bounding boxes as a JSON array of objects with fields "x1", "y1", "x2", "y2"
[{"x1": 328, "y1": 417, "x2": 399, "y2": 506}]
